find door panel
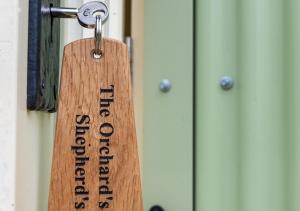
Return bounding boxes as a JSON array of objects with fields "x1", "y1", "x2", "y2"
[
  {"x1": 143, "y1": 0, "x2": 194, "y2": 210},
  {"x1": 196, "y1": 1, "x2": 300, "y2": 211}
]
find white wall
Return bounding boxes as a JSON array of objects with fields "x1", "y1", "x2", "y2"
[{"x1": 0, "y1": 1, "x2": 18, "y2": 210}]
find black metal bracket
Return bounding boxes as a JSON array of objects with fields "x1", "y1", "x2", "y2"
[{"x1": 27, "y1": 0, "x2": 60, "y2": 112}]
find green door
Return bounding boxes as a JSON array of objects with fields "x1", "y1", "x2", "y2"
[
  {"x1": 196, "y1": 0, "x2": 300, "y2": 211},
  {"x1": 144, "y1": 0, "x2": 300, "y2": 211},
  {"x1": 143, "y1": 0, "x2": 194, "y2": 210}
]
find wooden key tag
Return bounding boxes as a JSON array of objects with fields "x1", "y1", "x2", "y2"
[{"x1": 48, "y1": 38, "x2": 143, "y2": 211}]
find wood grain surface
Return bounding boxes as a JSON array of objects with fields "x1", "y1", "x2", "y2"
[{"x1": 48, "y1": 38, "x2": 143, "y2": 211}]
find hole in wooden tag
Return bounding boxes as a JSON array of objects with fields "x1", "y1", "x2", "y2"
[{"x1": 91, "y1": 49, "x2": 104, "y2": 59}]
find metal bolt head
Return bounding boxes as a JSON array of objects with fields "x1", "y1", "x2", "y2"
[
  {"x1": 159, "y1": 79, "x2": 172, "y2": 93},
  {"x1": 220, "y1": 76, "x2": 234, "y2": 90}
]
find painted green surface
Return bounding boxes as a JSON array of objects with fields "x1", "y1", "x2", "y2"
[
  {"x1": 143, "y1": 0, "x2": 194, "y2": 210},
  {"x1": 196, "y1": 0, "x2": 300, "y2": 211},
  {"x1": 144, "y1": 0, "x2": 300, "y2": 210}
]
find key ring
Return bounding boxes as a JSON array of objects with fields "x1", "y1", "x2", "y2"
[
  {"x1": 50, "y1": 1, "x2": 109, "y2": 59},
  {"x1": 94, "y1": 15, "x2": 103, "y2": 59}
]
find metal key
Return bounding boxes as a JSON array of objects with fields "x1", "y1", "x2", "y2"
[
  {"x1": 77, "y1": 1, "x2": 109, "y2": 28},
  {"x1": 50, "y1": 1, "x2": 109, "y2": 29}
]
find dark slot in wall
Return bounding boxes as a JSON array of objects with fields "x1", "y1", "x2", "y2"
[{"x1": 124, "y1": 0, "x2": 132, "y2": 37}]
